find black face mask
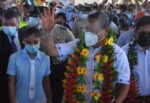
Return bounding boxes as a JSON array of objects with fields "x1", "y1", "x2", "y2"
[{"x1": 137, "y1": 32, "x2": 150, "y2": 47}]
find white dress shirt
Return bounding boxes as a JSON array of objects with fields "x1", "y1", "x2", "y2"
[
  {"x1": 56, "y1": 39, "x2": 130, "y2": 103},
  {"x1": 123, "y1": 44, "x2": 150, "y2": 96}
]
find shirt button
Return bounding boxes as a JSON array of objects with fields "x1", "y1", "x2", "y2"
[{"x1": 30, "y1": 87, "x2": 34, "y2": 91}]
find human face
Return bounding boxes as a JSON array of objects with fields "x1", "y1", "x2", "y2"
[
  {"x1": 23, "y1": 35, "x2": 41, "y2": 54},
  {"x1": 86, "y1": 19, "x2": 106, "y2": 41},
  {"x1": 3, "y1": 18, "x2": 19, "y2": 29},
  {"x1": 136, "y1": 25, "x2": 150, "y2": 47},
  {"x1": 0, "y1": 1, "x2": 5, "y2": 9},
  {"x1": 23, "y1": 7, "x2": 30, "y2": 17},
  {"x1": 56, "y1": 16, "x2": 65, "y2": 25},
  {"x1": 23, "y1": 35, "x2": 41, "y2": 46}
]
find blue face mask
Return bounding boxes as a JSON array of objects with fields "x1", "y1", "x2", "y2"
[
  {"x1": 127, "y1": 13, "x2": 132, "y2": 19},
  {"x1": 25, "y1": 44, "x2": 40, "y2": 54},
  {"x1": 28, "y1": 17, "x2": 39, "y2": 26},
  {"x1": 3, "y1": 26, "x2": 17, "y2": 36}
]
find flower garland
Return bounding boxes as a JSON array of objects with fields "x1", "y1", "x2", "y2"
[
  {"x1": 63, "y1": 29, "x2": 118, "y2": 103},
  {"x1": 126, "y1": 40, "x2": 140, "y2": 103}
]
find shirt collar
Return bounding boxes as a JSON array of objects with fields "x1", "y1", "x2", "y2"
[
  {"x1": 7, "y1": 31, "x2": 18, "y2": 38},
  {"x1": 21, "y1": 49, "x2": 42, "y2": 61},
  {"x1": 14, "y1": 32, "x2": 18, "y2": 38},
  {"x1": 89, "y1": 46, "x2": 102, "y2": 54},
  {"x1": 136, "y1": 44, "x2": 150, "y2": 52}
]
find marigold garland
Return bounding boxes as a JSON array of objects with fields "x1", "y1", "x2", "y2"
[
  {"x1": 63, "y1": 29, "x2": 118, "y2": 103},
  {"x1": 126, "y1": 40, "x2": 140, "y2": 103}
]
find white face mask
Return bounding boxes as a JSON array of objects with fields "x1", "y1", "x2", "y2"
[
  {"x1": 116, "y1": 10, "x2": 121, "y2": 14},
  {"x1": 85, "y1": 32, "x2": 98, "y2": 47}
]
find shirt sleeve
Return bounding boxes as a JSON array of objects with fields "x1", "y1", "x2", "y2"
[
  {"x1": 117, "y1": 33, "x2": 126, "y2": 47},
  {"x1": 66, "y1": 28, "x2": 75, "y2": 42},
  {"x1": 7, "y1": 54, "x2": 17, "y2": 76},
  {"x1": 114, "y1": 45, "x2": 130, "y2": 85},
  {"x1": 56, "y1": 39, "x2": 79, "y2": 60},
  {"x1": 44, "y1": 56, "x2": 51, "y2": 76}
]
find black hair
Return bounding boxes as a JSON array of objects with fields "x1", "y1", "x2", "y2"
[
  {"x1": 11, "y1": 7, "x2": 20, "y2": 15},
  {"x1": 135, "y1": 16, "x2": 150, "y2": 30},
  {"x1": 56, "y1": 12, "x2": 67, "y2": 21},
  {"x1": 121, "y1": 14, "x2": 128, "y2": 19},
  {"x1": 119, "y1": 4, "x2": 127, "y2": 13},
  {"x1": 3, "y1": 9, "x2": 19, "y2": 20},
  {"x1": 87, "y1": 12, "x2": 99, "y2": 20},
  {"x1": 127, "y1": 7, "x2": 133, "y2": 12},
  {"x1": 120, "y1": 22, "x2": 129, "y2": 30},
  {"x1": 22, "y1": 26, "x2": 42, "y2": 39},
  {"x1": 128, "y1": 4, "x2": 136, "y2": 8},
  {"x1": 87, "y1": 12, "x2": 110, "y2": 29},
  {"x1": 23, "y1": 4, "x2": 30, "y2": 8}
]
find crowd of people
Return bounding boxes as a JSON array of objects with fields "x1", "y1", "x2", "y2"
[{"x1": 0, "y1": 0, "x2": 150, "y2": 103}]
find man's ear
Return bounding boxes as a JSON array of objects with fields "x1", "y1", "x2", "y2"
[
  {"x1": 22, "y1": 41, "x2": 25, "y2": 44},
  {"x1": 103, "y1": 28, "x2": 108, "y2": 36},
  {"x1": 105, "y1": 27, "x2": 109, "y2": 33},
  {"x1": 16, "y1": 22, "x2": 20, "y2": 29},
  {"x1": 134, "y1": 31, "x2": 139, "y2": 41}
]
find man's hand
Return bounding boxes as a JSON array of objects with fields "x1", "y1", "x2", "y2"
[
  {"x1": 40, "y1": 8, "x2": 55, "y2": 33},
  {"x1": 40, "y1": 7, "x2": 59, "y2": 57}
]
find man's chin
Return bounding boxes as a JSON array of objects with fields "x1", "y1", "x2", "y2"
[{"x1": 56, "y1": 22, "x2": 63, "y2": 25}]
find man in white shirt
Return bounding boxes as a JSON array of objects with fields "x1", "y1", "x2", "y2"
[
  {"x1": 123, "y1": 16, "x2": 150, "y2": 103},
  {"x1": 41, "y1": 8, "x2": 130, "y2": 103}
]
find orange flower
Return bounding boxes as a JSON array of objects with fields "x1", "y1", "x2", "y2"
[
  {"x1": 90, "y1": 91, "x2": 101, "y2": 101},
  {"x1": 77, "y1": 67, "x2": 87, "y2": 75},
  {"x1": 104, "y1": 38, "x2": 108, "y2": 45},
  {"x1": 93, "y1": 73, "x2": 104, "y2": 81},
  {"x1": 76, "y1": 85, "x2": 86, "y2": 93},
  {"x1": 96, "y1": 54, "x2": 102, "y2": 62},
  {"x1": 107, "y1": 37, "x2": 113, "y2": 46},
  {"x1": 103, "y1": 55, "x2": 108, "y2": 63},
  {"x1": 81, "y1": 49, "x2": 89, "y2": 57},
  {"x1": 34, "y1": 0, "x2": 45, "y2": 6}
]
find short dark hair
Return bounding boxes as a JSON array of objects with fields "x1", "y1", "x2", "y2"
[
  {"x1": 22, "y1": 26, "x2": 42, "y2": 39},
  {"x1": 3, "y1": 9, "x2": 19, "y2": 20},
  {"x1": 87, "y1": 12, "x2": 110, "y2": 29},
  {"x1": 56, "y1": 13, "x2": 67, "y2": 21},
  {"x1": 120, "y1": 4, "x2": 127, "y2": 12},
  {"x1": 135, "y1": 16, "x2": 150, "y2": 30},
  {"x1": 11, "y1": 7, "x2": 20, "y2": 14}
]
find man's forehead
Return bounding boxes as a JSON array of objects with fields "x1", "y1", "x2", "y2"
[
  {"x1": 139, "y1": 25, "x2": 150, "y2": 31},
  {"x1": 3, "y1": 18, "x2": 18, "y2": 22},
  {"x1": 87, "y1": 18, "x2": 97, "y2": 23}
]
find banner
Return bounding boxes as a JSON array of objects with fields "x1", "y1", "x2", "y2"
[
  {"x1": 25, "y1": 0, "x2": 45, "y2": 6},
  {"x1": 34, "y1": 0, "x2": 45, "y2": 6}
]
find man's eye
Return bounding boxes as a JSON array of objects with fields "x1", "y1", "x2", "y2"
[
  {"x1": 34, "y1": 41, "x2": 39, "y2": 44},
  {"x1": 11, "y1": 24, "x2": 16, "y2": 26},
  {"x1": 26, "y1": 41, "x2": 32, "y2": 44}
]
